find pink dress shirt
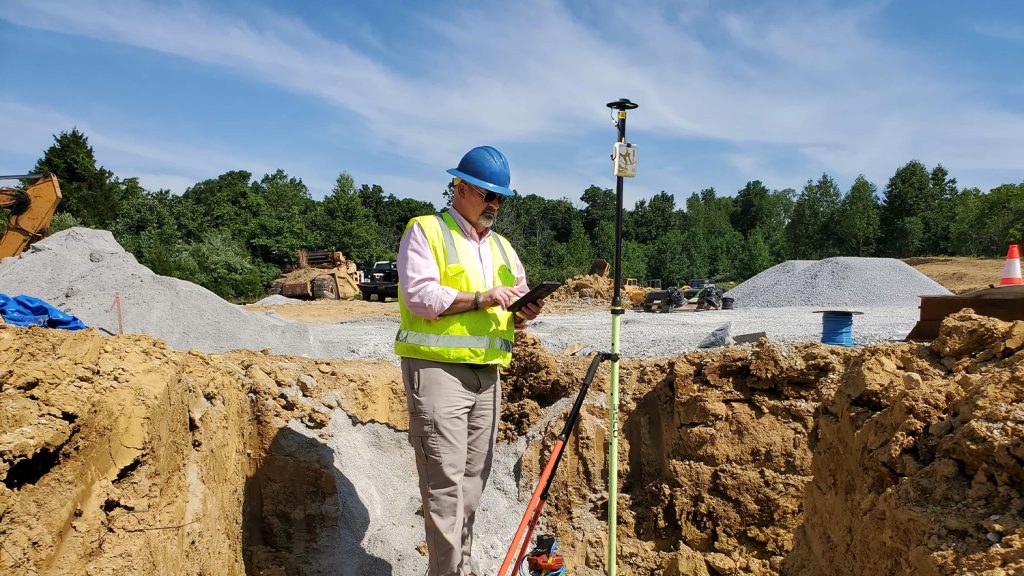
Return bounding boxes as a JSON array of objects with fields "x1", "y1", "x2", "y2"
[{"x1": 398, "y1": 208, "x2": 529, "y2": 320}]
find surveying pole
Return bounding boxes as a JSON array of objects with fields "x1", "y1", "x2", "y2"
[{"x1": 605, "y1": 97, "x2": 637, "y2": 576}]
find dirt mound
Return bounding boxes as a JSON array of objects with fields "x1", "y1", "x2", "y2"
[
  {"x1": 3, "y1": 313, "x2": 1021, "y2": 575},
  {"x1": 552, "y1": 274, "x2": 615, "y2": 301},
  {"x1": 787, "y1": 309, "x2": 1024, "y2": 575},
  {"x1": 507, "y1": 341, "x2": 851, "y2": 575},
  {"x1": 544, "y1": 274, "x2": 651, "y2": 313},
  {"x1": 0, "y1": 325, "x2": 404, "y2": 575},
  {"x1": 503, "y1": 316, "x2": 1021, "y2": 575}
]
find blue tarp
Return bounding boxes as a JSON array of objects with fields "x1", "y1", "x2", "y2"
[{"x1": 0, "y1": 294, "x2": 88, "y2": 331}]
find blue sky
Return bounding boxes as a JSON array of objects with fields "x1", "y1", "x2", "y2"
[{"x1": 1, "y1": 0, "x2": 1022, "y2": 208}]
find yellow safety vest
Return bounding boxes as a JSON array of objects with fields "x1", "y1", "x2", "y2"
[{"x1": 394, "y1": 211, "x2": 518, "y2": 366}]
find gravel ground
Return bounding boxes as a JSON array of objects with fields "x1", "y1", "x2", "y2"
[
  {"x1": 325, "y1": 305, "x2": 920, "y2": 363},
  {"x1": 527, "y1": 306, "x2": 920, "y2": 356}
]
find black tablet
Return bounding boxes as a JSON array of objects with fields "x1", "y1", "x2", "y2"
[{"x1": 507, "y1": 280, "x2": 563, "y2": 313}]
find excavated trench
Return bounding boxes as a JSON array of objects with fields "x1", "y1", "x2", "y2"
[{"x1": 1, "y1": 310, "x2": 1021, "y2": 575}]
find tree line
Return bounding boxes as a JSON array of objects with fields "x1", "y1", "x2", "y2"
[{"x1": 9, "y1": 129, "x2": 1024, "y2": 301}]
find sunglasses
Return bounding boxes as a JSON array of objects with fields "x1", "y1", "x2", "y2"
[{"x1": 466, "y1": 183, "x2": 507, "y2": 205}]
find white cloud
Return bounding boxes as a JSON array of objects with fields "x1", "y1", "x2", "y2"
[
  {"x1": 0, "y1": 99, "x2": 283, "y2": 194},
  {"x1": 2, "y1": 0, "x2": 1022, "y2": 198},
  {"x1": 973, "y1": 22, "x2": 1024, "y2": 42},
  {"x1": 0, "y1": 101, "x2": 74, "y2": 160}
]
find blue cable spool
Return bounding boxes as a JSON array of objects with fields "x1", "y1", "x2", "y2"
[{"x1": 814, "y1": 310, "x2": 863, "y2": 346}]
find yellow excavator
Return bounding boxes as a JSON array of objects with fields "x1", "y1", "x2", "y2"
[{"x1": 0, "y1": 173, "x2": 62, "y2": 259}]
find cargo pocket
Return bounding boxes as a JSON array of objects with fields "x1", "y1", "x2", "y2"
[{"x1": 408, "y1": 411, "x2": 437, "y2": 458}]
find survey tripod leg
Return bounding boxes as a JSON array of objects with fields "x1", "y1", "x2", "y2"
[{"x1": 497, "y1": 352, "x2": 617, "y2": 576}]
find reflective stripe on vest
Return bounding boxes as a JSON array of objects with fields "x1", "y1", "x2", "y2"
[
  {"x1": 434, "y1": 213, "x2": 460, "y2": 267},
  {"x1": 396, "y1": 329, "x2": 513, "y2": 353},
  {"x1": 492, "y1": 229, "x2": 512, "y2": 271}
]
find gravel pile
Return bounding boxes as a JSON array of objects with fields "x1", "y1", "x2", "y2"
[
  {"x1": 310, "y1": 414, "x2": 529, "y2": 575},
  {"x1": 252, "y1": 294, "x2": 304, "y2": 305},
  {"x1": 726, "y1": 257, "x2": 950, "y2": 308},
  {"x1": 0, "y1": 228, "x2": 390, "y2": 360}
]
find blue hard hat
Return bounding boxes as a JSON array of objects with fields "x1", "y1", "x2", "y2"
[{"x1": 446, "y1": 145, "x2": 513, "y2": 196}]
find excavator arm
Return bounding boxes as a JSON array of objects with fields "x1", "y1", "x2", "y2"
[{"x1": 0, "y1": 173, "x2": 62, "y2": 259}]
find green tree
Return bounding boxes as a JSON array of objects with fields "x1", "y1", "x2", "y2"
[
  {"x1": 32, "y1": 128, "x2": 138, "y2": 227},
  {"x1": 880, "y1": 160, "x2": 933, "y2": 256},
  {"x1": 893, "y1": 216, "x2": 926, "y2": 257},
  {"x1": 357, "y1": 183, "x2": 435, "y2": 262},
  {"x1": 924, "y1": 165, "x2": 959, "y2": 253},
  {"x1": 109, "y1": 188, "x2": 191, "y2": 277},
  {"x1": 495, "y1": 194, "x2": 587, "y2": 282},
  {"x1": 646, "y1": 228, "x2": 689, "y2": 286},
  {"x1": 731, "y1": 180, "x2": 772, "y2": 237},
  {"x1": 310, "y1": 172, "x2": 378, "y2": 263},
  {"x1": 973, "y1": 183, "x2": 1024, "y2": 254},
  {"x1": 632, "y1": 192, "x2": 677, "y2": 245},
  {"x1": 245, "y1": 170, "x2": 315, "y2": 267},
  {"x1": 185, "y1": 229, "x2": 277, "y2": 302},
  {"x1": 47, "y1": 212, "x2": 82, "y2": 235},
  {"x1": 833, "y1": 175, "x2": 880, "y2": 256},
  {"x1": 680, "y1": 189, "x2": 742, "y2": 280},
  {"x1": 619, "y1": 240, "x2": 648, "y2": 282},
  {"x1": 731, "y1": 181, "x2": 793, "y2": 268},
  {"x1": 736, "y1": 228, "x2": 773, "y2": 279},
  {"x1": 180, "y1": 170, "x2": 256, "y2": 241},
  {"x1": 785, "y1": 174, "x2": 842, "y2": 259},
  {"x1": 948, "y1": 187, "x2": 986, "y2": 256},
  {"x1": 580, "y1": 185, "x2": 617, "y2": 254},
  {"x1": 542, "y1": 221, "x2": 595, "y2": 282}
]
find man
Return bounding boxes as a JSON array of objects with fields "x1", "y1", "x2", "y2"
[{"x1": 395, "y1": 145, "x2": 544, "y2": 576}]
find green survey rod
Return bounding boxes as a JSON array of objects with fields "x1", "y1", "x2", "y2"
[{"x1": 605, "y1": 98, "x2": 637, "y2": 576}]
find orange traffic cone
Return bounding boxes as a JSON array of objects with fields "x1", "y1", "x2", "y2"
[{"x1": 1000, "y1": 244, "x2": 1023, "y2": 285}]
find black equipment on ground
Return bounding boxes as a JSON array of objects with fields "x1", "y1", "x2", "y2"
[
  {"x1": 523, "y1": 533, "x2": 566, "y2": 575},
  {"x1": 696, "y1": 287, "x2": 725, "y2": 310}
]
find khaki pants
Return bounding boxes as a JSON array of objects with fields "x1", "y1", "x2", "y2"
[{"x1": 401, "y1": 358, "x2": 500, "y2": 576}]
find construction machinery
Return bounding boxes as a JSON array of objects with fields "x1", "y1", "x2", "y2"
[
  {"x1": 357, "y1": 260, "x2": 399, "y2": 302},
  {"x1": 683, "y1": 278, "x2": 715, "y2": 300},
  {"x1": 906, "y1": 284, "x2": 1024, "y2": 341},
  {"x1": 269, "y1": 249, "x2": 361, "y2": 300},
  {"x1": 0, "y1": 173, "x2": 61, "y2": 259}
]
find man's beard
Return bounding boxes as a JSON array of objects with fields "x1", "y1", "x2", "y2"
[{"x1": 477, "y1": 211, "x2": 496, "y2": 228}]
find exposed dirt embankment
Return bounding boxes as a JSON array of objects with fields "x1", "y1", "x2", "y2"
[
  {"x1": 505, "y1": 338, "x2": 852, "y2": 575},
  {"x1": 505, "y1": 316, "x2": 1022, "y2": 575},
  {"x1": 2, "y1": 312, "x2": 1021, "y2": 575},
  {"x1": 788, "y1": 310, "x2": 1024, "y2": 575},
  {"x1": 0, "y1": 325, "x2": 403, "y2": 575}
]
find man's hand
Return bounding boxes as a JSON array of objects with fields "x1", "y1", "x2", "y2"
[
  {"x1": 513, "y1": 298, "x2": 544, "y2": 329},
  {"x1": 482, "y1": 286, "x2": 520, "y2": 310}
]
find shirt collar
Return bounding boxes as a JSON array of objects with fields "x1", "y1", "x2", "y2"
[{"x1": 447, "y1": 207, "x2": 491, "y2": 242}]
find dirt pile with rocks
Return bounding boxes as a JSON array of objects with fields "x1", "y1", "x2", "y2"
[
  {"x1": 788, "y1": 309, "x2": 1024, "y2": 575},
  {"x1": 507, "y1": 338, "x2": 854, "y2": 575},
  {"x1": 504, "y1": 315, "x2": 1022, "y2": 575},
  {"x1": 2, "y1": 311, "x2": 1021, "y2": 575},
  {"x1": 544, "y1": 274, "x2": 651, "y2": 312},
  {"x1": 0, "y1": 324, "x2": 404, "y2": 575}
]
